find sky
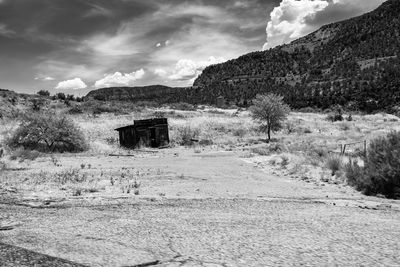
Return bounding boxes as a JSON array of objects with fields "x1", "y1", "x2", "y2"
[{"x1": 0, "y1": 0, "x2": 385, "y2": 95}]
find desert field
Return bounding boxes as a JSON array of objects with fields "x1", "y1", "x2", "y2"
[{"x1": 1, "y1": 107, "x2": 400, "y2": 266}]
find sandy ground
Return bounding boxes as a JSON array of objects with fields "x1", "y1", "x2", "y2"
[{"x1": 1, "y1": 148, "x2": 400, "y2": 266}]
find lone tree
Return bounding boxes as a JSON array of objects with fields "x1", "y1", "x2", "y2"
[{"x1": 250, "y1": 93, "x2": 290, "y2": 141}]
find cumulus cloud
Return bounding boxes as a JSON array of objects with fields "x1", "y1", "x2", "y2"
[
  {"x1": 55, "y1": 78, "x2": 87, "y2": 90},
  {"x1": 168, "y1": 57, "x2": 226, "y2": 82},
  {"x1": 263, "y1": 0, "x2": 328, "y2": 49},
  {"x1": 94, "y1": 69, "x2": 145, "y2": 88},
  {"x1": 263, "y1": 0, "x2": 385, "y2": 50}
]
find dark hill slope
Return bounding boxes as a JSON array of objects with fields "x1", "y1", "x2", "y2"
[
  {"x1": 86, "y1": 85, "x2": 216, "y2": 105},
  {"x1": 194, "y1": 0, "x2": 400, "y2": 111},
  {"x1": 86, "y1": 85, "x2": 185, "y2": 102}
]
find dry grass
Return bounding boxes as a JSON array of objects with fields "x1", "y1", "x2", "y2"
[
  {"x1": 1, "y1": 105, "x2": 400, "y2": 192},
  {"x1": 68, "y1": 108, "x2": 259, "y2": 154}
]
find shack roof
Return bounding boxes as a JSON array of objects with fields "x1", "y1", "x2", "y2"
[
  {"x1": 115, "y1": 118, "x2": 168, "y2": 131},
  {"x1": 115, "y1": 124, "x2": 135, "y2": 131}
]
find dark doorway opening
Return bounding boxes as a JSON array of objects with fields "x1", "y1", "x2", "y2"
[{"x1": 150, "y1": 128, "x2": 157, "y2": 148}]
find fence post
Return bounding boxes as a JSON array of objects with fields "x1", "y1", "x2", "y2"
[{"x1": 364, "y1": 140, "x2": 367, "y2": 158}]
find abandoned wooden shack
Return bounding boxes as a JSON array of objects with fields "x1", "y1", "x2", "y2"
[{"x1": 115, "y1": 118, "x2": 169, "y2": 148}]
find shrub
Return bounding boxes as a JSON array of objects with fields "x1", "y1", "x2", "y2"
[
  {"x1": 232, "y1": 128, "x2": 247, "y2": 138},
  {"x1": 9, "y1": 148, "x2": 41, "y2": 161},
  {"x1": 251, "y1": 147, "x2": 271, "y2": 156},
  {"x1": 174, "y1": 125, "x2": 200, "y2": 146},
  {"x1": 30, "y1": 98, "x2": 47, "y2": 111},
  {"x1": 153, "y1": 111, "x2": 166, "y2": 118},
  {"x1": 344, "y1": 160, "x2": 367, "y2": 191},
  {"x1": 55, "y1": 169, "x2": 87, "y2": 184},
  {"x1": 298, "y1": 107, "x2": 320, "y2": 113},
  {"x1": 280, "y1": 156, "x2": 289, "y2": 168},
  {"x1": 37, "y1": 90, "x2": 50, "y2": 97},
  {"x1": 0, "y1": 160, "x2": 6, "y2": 171},
  {"x1": 6, "y1": 112, "x2": 88, "y2": 153},
  {"x1": 284, "y1": 122, "x2": 295, "y2": 134},
  {"x1": 327, "y1": 113, "x2": 343, "y2": 122},
  {"x1": 327, "y1": 106, "x2": 343, "y2": 122},
  {"x1": 251, "y1": 143, "x2": 284, "y2": 156},
  {"x1": 68, "y1": 106, "x2": 84, "y2": 114},
  {"x1": 135, "y1": 101, "x2": 159, "y2": 108},
  {"x1": 362, "y1": 131, "x2": 400, "y2": 197},
  {"x1": 92, "y1": 104, "x2": 120, "y2": 115},
  {"x1": 170, "y1": 102, "x2": 196, "y2": 111},
  {"x1": 56, "y1": 93, "x2": 66, "y2": 100},
  {"x1": 338, "y1": 122, "x2": 351, "y2": 131},
  {"x1": 325, "y1": 155, "x2": 343, "y2": 176},
  {"x1": 199, "y1": 139, "x2": 213, "y2": 146},
  {"x1": 344, "y1": 132, "x2": 400, "y2": 198},
  {"x1": 311, "y1": 146, "x2": 328, "y2": 158}
]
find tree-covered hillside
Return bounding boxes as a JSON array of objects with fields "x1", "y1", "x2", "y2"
[{"x1": 193, "y1": 0, "x2": 400, "y2": 111}]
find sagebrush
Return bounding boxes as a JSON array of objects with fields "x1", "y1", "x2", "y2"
[{"x1": 7, "y1": 112, "x2": 88, "y2": 153}]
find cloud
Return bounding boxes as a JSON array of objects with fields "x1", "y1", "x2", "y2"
[
  {"x1": 167, "y1": 57, "x2": 226, "y2": 82},
  {"x1": 263, "y1": 0, "x2": 385, "y2": 49},
  {"x1": 55, "y1": 78, "x2": 87, "y2": 90},
  {"x1": 82, "y1": 32, "x2": 139, "y2": 56},
  {"x1": 94, "y1": 69, "x2": 145, "y2": 88},
  {"x1": 0, "y1": 23, "x2": 15, "y2": 37},
  {"x1": 0, "y1": 0, "x2": 385, "y2": 92},
  {"x1": 263, "y1": 0, "x2": 328, "y2": 49},
  {"x1": 154, "y1": 68, "x2": 167, "y2": 77},
  {"x1": 84, "y1": 4, "x2": 113, "y2": 18},
  {"x1": 233, "y1": 1, "x2": 251, "y2": 8},
  {"x1": 34, "y1": 76, "x2": 55, "y2": 81}
]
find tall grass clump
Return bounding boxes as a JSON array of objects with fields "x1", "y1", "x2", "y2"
[
  {"x1": 325, "y1": 154, "x2": 343, "y2": 176},
  {"x1": 6, "y1": 112, "x2": 88, "y2": 153}
]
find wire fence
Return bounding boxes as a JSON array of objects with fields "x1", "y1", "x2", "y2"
[{"x1": 339, "y1": 140, "x2": 367, "y2": 157}]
